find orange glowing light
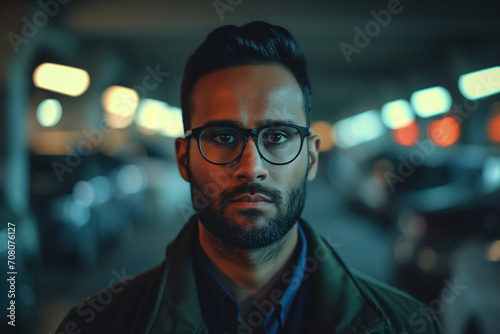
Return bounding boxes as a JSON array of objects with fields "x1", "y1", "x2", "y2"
[
  {"x1": 486, "y1": 115, "x2": 500, "y2": 143},
  {"x1": 311, "y1": 121, "x2": 334, "y2": 152},
  {"x1": 391, "y1": 120, "x2": 420, "y2": 146},
  {"x1": 427, "y1": 117, "x2": 460, "y2": 147}
]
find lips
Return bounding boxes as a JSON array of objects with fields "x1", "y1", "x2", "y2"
[{"x1": 231, "y1": 194, "x2": 272, "y2": 203}]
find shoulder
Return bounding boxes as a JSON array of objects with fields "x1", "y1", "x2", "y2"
[
  {"x1": 350, "y1": 268, "x2": 443, "y2": 333},
  {"x1": 55, "y1": 262, "x2": 165, "y2": 334},
  {"x1": 299, "y1": 219, "x2": 443, "y2": 333}
]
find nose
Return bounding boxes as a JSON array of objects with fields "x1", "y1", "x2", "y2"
[{"x1": 233, "y1": 138, "x2": 269, "y2": 182}]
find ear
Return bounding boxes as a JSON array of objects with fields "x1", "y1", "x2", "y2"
[
  {"x1": 175, "y1": 138, "x2": 190, "y2": 182},
  {"x1": 307, "y1": 134, "x2": 321, "y2": 182}
]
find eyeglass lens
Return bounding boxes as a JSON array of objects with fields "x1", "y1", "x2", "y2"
[{"x1": 199, "y1": 126, "x2": 302, "y2": 164}]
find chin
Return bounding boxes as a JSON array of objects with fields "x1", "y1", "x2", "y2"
[
  {"x1": 228, "y1": 209, "x2": 272, "y2": 227},
  {"x1": 239, "y1": 208, "x2": 265, "y2": 219}
]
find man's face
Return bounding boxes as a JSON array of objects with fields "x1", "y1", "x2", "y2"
[{"x1": 175, "y1": 64, "x2": 320, "y2": 249}]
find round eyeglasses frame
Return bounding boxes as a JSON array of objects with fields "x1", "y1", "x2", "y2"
[{"x1": 184, "y1": 124, "x2": 312, "y2": 166}]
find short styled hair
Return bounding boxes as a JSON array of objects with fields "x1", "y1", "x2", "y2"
[{"x1": 180, "y1": 21, "x2": 311, "y2": 131}]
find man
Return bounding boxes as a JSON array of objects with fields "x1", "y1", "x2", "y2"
[{"x1": 57, "y1": 21, "x2": 443, "y2": 333}]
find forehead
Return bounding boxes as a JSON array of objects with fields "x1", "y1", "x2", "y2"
[{"x1": 190, "y1": 64, "x2": 306, "y2": 128}]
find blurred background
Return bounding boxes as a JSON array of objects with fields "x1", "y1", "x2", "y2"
[{"x1": 1, "y1": 0, "x2": 500, "y2": 333}]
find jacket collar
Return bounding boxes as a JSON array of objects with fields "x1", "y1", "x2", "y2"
[
  {"x1": 147, "y1": 217, "x2": 390, "y2": 334},
  {"x1": 147, "y1": 216, "x2": 208, "y2": 334},
  {"x1": 299, "y1": 220, "x2": 390, "y2": 333}
]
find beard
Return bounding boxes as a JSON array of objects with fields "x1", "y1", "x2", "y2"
[{"x1": 187, "y1": 167, "x2": 308, "y2": 250}]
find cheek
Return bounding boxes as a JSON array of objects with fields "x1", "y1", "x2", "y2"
[
  {"x1": 187, "y1": 149, "x2": 208, "y2": 182},
  {"x1": 188, "y1": 152, "x2": 232, "y2": 195},
  {"x1": 270, "y1": 159, "x2": 308, "y2": 188},
  {"x1": 188, "y1": 143, "x2": 212, "y2": 173},
  {"x1": 290, "y1": 152, "x2": 309, "y2": 177}
]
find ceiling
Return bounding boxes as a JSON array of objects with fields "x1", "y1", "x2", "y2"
[{"x1": 2, "y1": 0, "x2": 500, "y2": 122}]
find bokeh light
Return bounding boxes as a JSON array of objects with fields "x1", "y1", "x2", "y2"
[
  {"x1": 101, "y1": 86, "x2": 139, "y2": 117},
  {"x1": 417, "y1": 247, "x2": 438, "y2": 272},
  {"x1": 381, "y1": 99, "x2": 414, "y2": 129},
  {"x1": 486, "y1": 114, "x2": 500, "y2": 143},
  {"x1": 391, "y1": 120, "x2": 420, "y2": 146},
  {"x1": 411, "y1": 86, "x2": 452, "y2": 118},
  {"x1": 104, "y1": 112, "x2": 134, "y2": 129},
  {"x1": 36, "y1": 99, "x2": 63, "y2": 127},
  {"x1": 73, "y1": 181, "x2": 95, "y2": 207},
  {"x1": 116, "y1": 165, "x2": 147, "y2": 195},
  {"x1": 101, "y1": 86, "x2": 139, "y2": 129},
  {"x1": 33, "y1": 63, "x2": 90, "y2": 96},
  {"x1": 334, "y1": 110, "x2": 385, "y2": 149},
  {"x1": 135, "y1": 99, "x2": 169, "y2": 132},
  {"x1": 135, "y1": 99, "x2": 183, "y2": 137},
  {"x1": 311, "y1": 121, "x2": 334, "y2": 151},
  {"x1": 482, "y1": 157, "x2": 500, "y2": 193},
  {"x1": 458, "y1": 66, "x2": 500, "y2": 100},
  {"x1": 427, "y1": 117, "x2": 460, "y2": 147},
  {"x1": 487, "y1": 240, "x2": 500, "y2": 262},
  {"x1": 159, "y1": 105, "x2": 184, "y2": 138}
]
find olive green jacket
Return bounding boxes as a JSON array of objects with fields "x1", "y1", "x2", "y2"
[{"x1": 56, "y1": 217, "x2": 443, "y2": 333}]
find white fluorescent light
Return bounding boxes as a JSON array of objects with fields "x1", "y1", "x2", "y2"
[
  {"x1": 381, "y1": 99, "x2": 415, "y2": 129},
  {"x1": 411, "y1": 86, "x2": 452, "y2": 118},
  {"x1": 135, "y1": 99, "x2": 183, "y2": 137},
  {"x1": 33, "y1": 63, "x2": 90, "y2": 97},
  {"x1": 334, "y1": 110, "x2": 385, "y2": 149},
  {"x1": 101, "y1": 86, "x2": 139, "y2": 117},
  {"x1": 36, "y1": 99, "x2": 62, "y2": 127},
  {"x1": 458, "y1": 66, "x2": 500, "y2": 100}
]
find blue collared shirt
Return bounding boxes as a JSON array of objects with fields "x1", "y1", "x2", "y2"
[{"x1": 194, "y1": 224, "x2": 309, "y2": 334}]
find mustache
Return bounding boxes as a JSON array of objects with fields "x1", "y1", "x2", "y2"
[{"x1": 219, "y1": 183, "x2": 282, "y2": 207}]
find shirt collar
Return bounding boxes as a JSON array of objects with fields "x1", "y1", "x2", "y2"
[
  {"x1": 277, "y1": 223, "x2": 308, "y2": 326},
  {"x1": 194, "y1": 237, "x2": 238, "y2": 332}
]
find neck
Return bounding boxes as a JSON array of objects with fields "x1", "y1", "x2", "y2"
[{"x1": 198, "y1": 220, "x2": 299, "y2": 303}]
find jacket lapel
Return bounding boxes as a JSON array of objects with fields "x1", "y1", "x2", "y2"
[
  {"x1": 147, "y1": 217, "x2": 209, "y2": 334},
  {"x1": 300, "y1": 220, "x2": 390, "y2": 333}
]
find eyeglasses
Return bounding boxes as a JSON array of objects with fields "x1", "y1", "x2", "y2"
[{"x1": 184, "y1": 124, "x2": 312, "y2": 165}]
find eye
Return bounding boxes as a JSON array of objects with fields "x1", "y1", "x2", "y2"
[
  {"x1": 214, "y1": 133, "x2": 235, "y2": 144},
  {"x1": 270, "y1": 132, "x2": 286, "y2": 143},
  {"x1": 262, "y1": 129, "x2": 290, "y2": 145},
  {"x1": 203, "y1": 127, "x2": 241, "y2": 145}
]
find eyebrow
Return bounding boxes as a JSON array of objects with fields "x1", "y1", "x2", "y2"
[
  {"x1": 257, "y1": 119, "x2": 297, "y2": 127},
  {"x1": 200, "y1": 119, "x2": 245, "y2": 128},
  {"x1": 199, "y1": 119, "x2": 298, "y2": 128}
]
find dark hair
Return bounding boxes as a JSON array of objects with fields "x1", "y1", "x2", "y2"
[{"x1": 180, "y1": 21, "x2": 311, "y2": 131}]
